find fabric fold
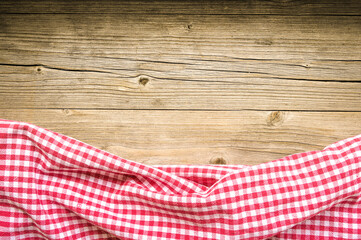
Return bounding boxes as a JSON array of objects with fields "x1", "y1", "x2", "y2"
[{"x1": 0, "y1": 119, "x2": 360, "y2": 239}]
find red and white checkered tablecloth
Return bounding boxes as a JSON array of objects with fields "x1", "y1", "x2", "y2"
[{"x1": 0, "y1": 119, "x2": 360, "y2": 240}]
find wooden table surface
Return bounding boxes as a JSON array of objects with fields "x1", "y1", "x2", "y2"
[{"x1": 1, "y1": 0, "x2": 360, "y2": 165}]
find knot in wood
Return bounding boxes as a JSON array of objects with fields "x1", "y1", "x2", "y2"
[
  {"x1": 267, "y1": 111, "x2": 284, "y2": 127},
  {"x1": 63, "y1": 108, "x2": 70, "y2": 115},
  {"x1": 138, "y1": 77, "x2": 149, "y2": 86},
  {"x1": 210, "y1": 157, "x2": 227, "y2": 165}
]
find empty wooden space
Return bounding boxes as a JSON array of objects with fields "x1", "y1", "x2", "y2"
[{"x1": 0, "y1": 0, "x2": 360, "y2": 165}]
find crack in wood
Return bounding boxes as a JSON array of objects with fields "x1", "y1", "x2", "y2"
[{"x1": 0, "y1": 63, "x2": 115, "y2": 75}]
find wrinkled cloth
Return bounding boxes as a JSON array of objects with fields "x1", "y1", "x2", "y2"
[{"x1": 0, "y1": 119, "x2": 360, "y2": 240}]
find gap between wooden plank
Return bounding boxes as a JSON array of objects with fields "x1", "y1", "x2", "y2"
[{"x1": 1, "y1": 108, "x2": 361, "y2": 113}]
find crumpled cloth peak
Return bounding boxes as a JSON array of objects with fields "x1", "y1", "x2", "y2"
[{"x1": 0, "y1": 119, "x2": 360, "y2": 239}]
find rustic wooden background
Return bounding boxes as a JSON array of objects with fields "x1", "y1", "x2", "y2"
[{"x1": 1, "y1": 0, "x2": 360, "y2": 165}]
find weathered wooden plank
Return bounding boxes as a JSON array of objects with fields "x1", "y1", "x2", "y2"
[
  {"x1": 1, "y1": 109, "x2": 360, "y2": 165},
  {"x1": 1, "y1": 14, "x2": 360, "y2": 61},
  {"x1": 1, "y1": 0, "x2": 360, "y2": 15},
  {"x1": 1, "y1": 64, "x2": 360, "y2": 110}
]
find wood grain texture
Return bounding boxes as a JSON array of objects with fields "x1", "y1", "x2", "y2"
[
  {"x1": 0, "y1": 0, "x2": 360, "y2": 165},
  {"x1": 0, "y1": 13, "x2": 360, "y2": 111},
  {"x1": 1, "y1": 64, "x2": 361, "y2": 111},
  {"x1": 1, "y1": 109, "x2": 360, "y2": 165},
  {"x1": 1, "y1": 0, "x2": 360, "y2": 15}
]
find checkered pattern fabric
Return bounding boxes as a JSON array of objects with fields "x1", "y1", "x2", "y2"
[{"x1": 0, "y1": 119, "x2": 360, "y2": 240}]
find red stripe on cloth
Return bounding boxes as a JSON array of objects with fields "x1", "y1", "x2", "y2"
[{"x1": 0, "y1": 119, "x2": 360, "y2": 240}]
